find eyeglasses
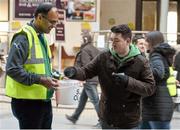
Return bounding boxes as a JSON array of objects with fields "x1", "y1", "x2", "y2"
[{"x1": 42, "y1": 15, "x2": 59, "y2": 26}]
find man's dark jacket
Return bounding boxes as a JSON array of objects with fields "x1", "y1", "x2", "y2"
[{"x1": 68, "y1": 48, "x2": 155, "y2": 128}]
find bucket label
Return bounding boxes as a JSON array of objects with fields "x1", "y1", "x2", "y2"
[{"x1": 73, "y1": 88, "x2": 80, "y2": 101}]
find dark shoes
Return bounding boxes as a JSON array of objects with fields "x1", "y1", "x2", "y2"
[{"x1": 65, "y1": 114, "x2": 77, "y2": 124}]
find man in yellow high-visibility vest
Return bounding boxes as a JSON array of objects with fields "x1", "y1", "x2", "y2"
[{"x1": 5, "y1": 3, "x2": 59, "y2": 129}]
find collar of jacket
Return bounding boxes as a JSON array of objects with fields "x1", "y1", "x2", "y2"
[
  {"x1": 28, "y1": 20, "x2": 42, "y2": 35},
  {"x1": 80, "y1": 42, "x2": 91, "y2": 49},
  {"x1": 110, "y1": 44, "x2": 140, "y2": 64},
  {"x1": 150, "y1": 43, "x2": 176, "y2": 66},
  {"x1": 108, "y1": 52, "x2": 135, "y2": 73}
]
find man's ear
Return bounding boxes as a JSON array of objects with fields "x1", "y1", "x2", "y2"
[
  {"x1": 126, "y1": 38, "x2": 131, "y2": 44},
  {"x1": 38, "y1": 14, "x2": 43, "y2": 20}
]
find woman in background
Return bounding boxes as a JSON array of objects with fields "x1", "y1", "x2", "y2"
[{"x1": 140, "y1": 31, "x2": 176, "y2": 129}]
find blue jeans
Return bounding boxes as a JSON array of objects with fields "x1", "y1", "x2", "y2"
[
  {"x1": 71, "y1": 82, "x2": 99, "y2": 120},
  {"x1": 11, "y1": 98, "x2": 52, "y2": 129},
  {"x1": 140, "y1": 121, "x2": 170, "y2": 129}
]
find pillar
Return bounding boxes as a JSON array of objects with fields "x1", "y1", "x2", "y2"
[{"x1": 159, "y1": 0, "x2": 169, "y2": 40}]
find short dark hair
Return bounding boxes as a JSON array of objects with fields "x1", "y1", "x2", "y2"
[
  {"x1": 83, "y1": 34, "x2": 92, "y2": 44},
  {"x1": 34, "y1": 2, "x2": 56, "y2": 18},
  {"x1": 111, "y1": 24, "x2": 132, "y2": 40},
  {"x1": 132, "y1": 34, "x2": 144, "y2": 44}
]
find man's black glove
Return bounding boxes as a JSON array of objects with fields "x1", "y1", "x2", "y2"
[
  {"x1": 64, "y1": 67, "x2": 77, "y2": 78},
  {"x1": 112, "y1": 72, "x2": 129, "y2": 86}
]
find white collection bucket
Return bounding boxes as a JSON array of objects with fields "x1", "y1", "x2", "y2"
[{"x1": 55, "y1": 79, "x2": 82, "y2": 105}]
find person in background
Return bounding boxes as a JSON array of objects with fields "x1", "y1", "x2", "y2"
[
  {"x1": 132, "y1": 34, "x2": 147, "y2": 56},
  {"x1": 5, "y1": 3, "x2": 59, "y2": 129},
  {"x1": 173, "y1": 51, "x2": 180, "y2": 111},
  {"x1": 63, "y1": 24, "x2": 155, "y2": 129},
  {"x1": 174, "y1": 51, "x2": 180, "y2": 82},
  {"x1": 0, "y1": 54, "x2": 5, "y2": 77},
  {"x1": 140, "y1": 31, "x2": 176, "y2": 129},
  {"x1": 65, "y1": 32, "x2": 100, "y2": 127},
  {"x1": 66, "y1": 0, "x2": 75, "y2": 19}
]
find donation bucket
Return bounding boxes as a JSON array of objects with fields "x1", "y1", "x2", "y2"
[{"x1": 55, "y1": 79, "x2": 82, "y2": 105}]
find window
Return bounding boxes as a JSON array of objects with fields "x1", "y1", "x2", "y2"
[
  {"x1": 0, "y1": 0, "x2": 9, "y2": 21},
  {"x1": 142, "y1": 1, "x2": 157, "y2": 31}
]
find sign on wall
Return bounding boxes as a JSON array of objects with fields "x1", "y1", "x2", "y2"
[
  {"x1": 65, "y1": 0, "x2": 96, "y2": 22},
  {"x1": 56, "y1": 10, "x2": 65, "y2": 41},
  {"x1": 55, "y1": 22, "x2": 65, "y2": 41},
  {"x1": 14, "y1": 0, "x2": 96, "y2": 22},
  {"x1": 14, "y1": 0, "x2": 56, "y2": 18}
]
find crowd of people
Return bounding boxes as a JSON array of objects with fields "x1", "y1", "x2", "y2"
[{"x1": 4, "y1": 2, "x2": 180, "y2": 129}]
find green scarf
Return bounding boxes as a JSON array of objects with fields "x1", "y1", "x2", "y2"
[{"x1": 110, "y1": 44, "x2": 141, "y2": 64}]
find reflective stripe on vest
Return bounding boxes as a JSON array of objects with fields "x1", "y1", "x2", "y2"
[
  {"x1": 167, "y1": 67, "x2": 177, "y2": 96},
  {"x1": 6, "y1": 25, "x2": 53, "y2": 99}
]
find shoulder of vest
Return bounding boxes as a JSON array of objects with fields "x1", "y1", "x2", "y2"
[
  {"x1": 14, "y1": 25, "x2": 32, "y2": 35},
  {"x1": 11, "y1": 28, "x2": 28, "y2": 44},
  {"x1": 11, "y1": 25, "x2": 36, "y2": 47}
]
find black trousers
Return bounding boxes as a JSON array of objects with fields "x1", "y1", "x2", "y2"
[{"x1": 11, "y1": 98, "x2": 52, "y2": 129}]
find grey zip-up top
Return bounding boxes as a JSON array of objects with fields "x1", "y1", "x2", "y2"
[{"x1": 74, "y1": 42, "x2": 100, "y2": 84}]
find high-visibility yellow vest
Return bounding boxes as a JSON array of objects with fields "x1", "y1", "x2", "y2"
[
  {"x1": 167, "y1": 67, "x2": 177, "y2": 96},
  {"x1": 6, "y1": 24, "x2": 53, "y2": 100}
]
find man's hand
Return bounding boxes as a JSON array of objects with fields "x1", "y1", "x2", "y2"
[
  {"x1": 64, "y1": 67, "x2": 77, "y2": 78},
  {"x1": 40, "y1": 76, "x2": 59, "y2": 90},
  {"x1": 176, "y1": 80, "x2": 180, "y2": 88},
  {"x1": 112, "y1": 72, "x2": 129, "y2": 86}
]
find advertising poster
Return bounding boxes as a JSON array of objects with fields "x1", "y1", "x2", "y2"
[
  {"x1": 56, "y1": 9, "x2": 65, "y2": 41},
  {"x1": 55, "y1": 23, "x2": 65, "y2": 41},
  {"x1": 65, "y1": 0, "x2": 96, "y2": 21},
  {"x1": 15, "y1": 0, "x2": 96, "y2": 21},
  {"x1": 14, "y1": 0, "x2": 56, "y2": 18}
]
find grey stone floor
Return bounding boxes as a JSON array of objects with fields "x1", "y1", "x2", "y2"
[{"x1": 1, "y1": 86, "x2": 180, "y2": 129}]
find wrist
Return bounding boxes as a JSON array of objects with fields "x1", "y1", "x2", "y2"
[
  {"x1": 34, "y1": 75, "x2": 42, "y2": 84},
  {"x1": 39, "y1": 76, "x2": 47, "y2": 85}
]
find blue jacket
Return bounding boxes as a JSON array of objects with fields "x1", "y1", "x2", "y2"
[{"x1": 142, "y1": 43, "x2": 175, "y2": 121}]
